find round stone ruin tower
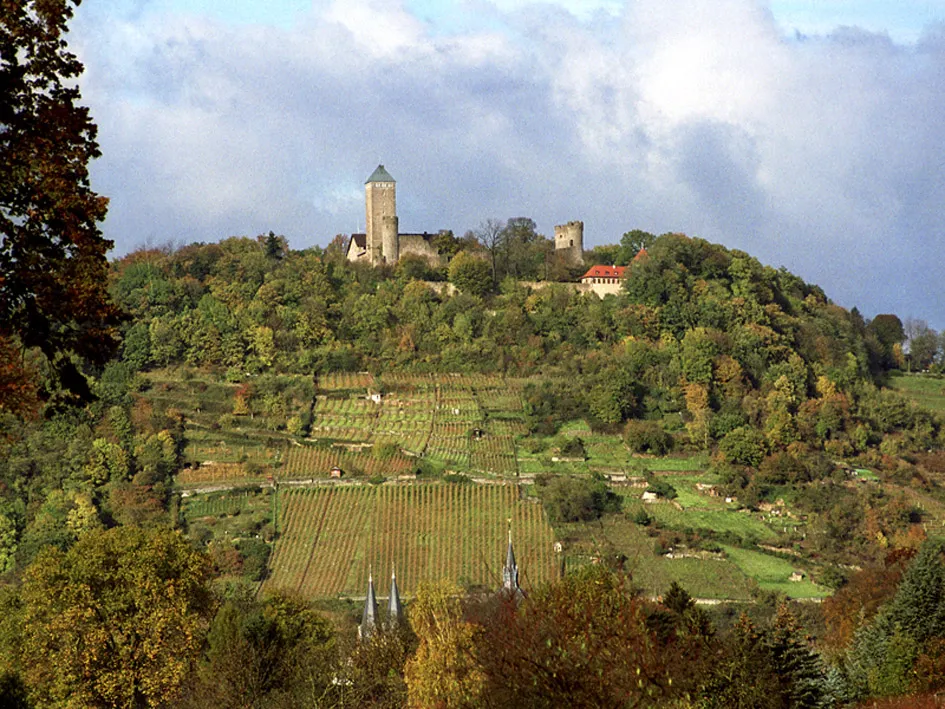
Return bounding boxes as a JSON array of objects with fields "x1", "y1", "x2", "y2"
[{"x1": 554, "y1": 220, "x2": 584, "y2": 265}]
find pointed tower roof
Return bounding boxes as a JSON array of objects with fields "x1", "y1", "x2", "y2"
[
  {"x1": 388, "y1": 568, "x2": 403, "y2": 626},
  {"x1": 505, "y1": 528, "x2": 517, "y2": 575},
  {"x1": 366, "y1": 164, "x2": 395, "y2": 184},
  {"x1": 359, "y1": 570, "x2": 380, "y2": 640},
  {"x1": 502, "y1": 522, "x2": 523, "y2": 599}
]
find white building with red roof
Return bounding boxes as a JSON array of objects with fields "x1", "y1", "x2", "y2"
[{"x1": 580, "y1": 264, "x2": 627, "y2": 296}]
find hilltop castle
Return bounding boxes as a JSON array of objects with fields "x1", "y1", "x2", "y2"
[
  {"x1": 346, "y1": 165, "x2": 445, "y2": 266},
  {"x1": 346, "y1": 165, "x2": 584, "y2": 267}
]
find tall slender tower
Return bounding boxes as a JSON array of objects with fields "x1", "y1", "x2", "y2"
[
  {"x1": 359, "y1": 570, "x2": 380, "y2": 641},
  {"x1": 365, "y1": 165, "x2": 397, "y2": 265},
  {"x1": 388, "y1": 568, "x2": 403, "y2": 628},
  {"x1": 502, "y1": 522, "x2": 524, "y2": 601}
]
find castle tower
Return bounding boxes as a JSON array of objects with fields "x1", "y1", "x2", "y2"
[
  {"x1": 381, "y1": 215, "x2": 399, "y2": 265},
  {"x1": 359, "y1": 570, "x2": 380, "y2": 641},
  {"x1": 554, "y1": 220, "x2": 584, "y2": 266},
  {"x1": 365, "y1": 164, "x2": 397, "y2": 265}
]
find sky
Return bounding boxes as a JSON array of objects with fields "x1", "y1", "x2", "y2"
[{"x1": 67, "y1": 0, "x2": 945, "y2": 328}]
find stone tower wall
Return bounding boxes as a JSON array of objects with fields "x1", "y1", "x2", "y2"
[
  {"x1": 366, "y1": 180, "x2": 396, "y2": 265},
  {"x1": 554, "y1": 220, "x2": 584, "y2": 265},
  {"x1": 381, "y1": 216, "x2": 399, "y2": 264}
]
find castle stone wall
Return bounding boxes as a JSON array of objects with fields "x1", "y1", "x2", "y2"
[{"x1": 399, "y1": 234, "x2": 442, "y2": 266}]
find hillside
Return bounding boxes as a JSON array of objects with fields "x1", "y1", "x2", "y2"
[
  {"x1": 80, "y1": 233, "x2": 943, "y2": 598},
  {"x1": 4, "y1": 230, "x2": 945, "y2": 708}
]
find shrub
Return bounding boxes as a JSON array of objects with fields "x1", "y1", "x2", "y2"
[
  {"x1": 443, "y1": 473, "x2": 472, "y2": 484},
  {"x1": 719, "y1": 426, "x2": 767, "y2": 467},
  {"x1": 645, "y1": 480, "x2": 677, "y2": 500},
  {"x1": 237, "y1": 538, "x2": 270, "y2": 582},
  {"x1": 538, "y1": 476, "x2": 621, "y2": 524},
  {"x1": 624, "y1": 420, "x2": 674, "y2": 455},
  {"x1": 559, "y1": 437, "x2": 587, "y2": 460},
  {"x1": 373, "y1": 442, "x2": 401, "y2": 460}
]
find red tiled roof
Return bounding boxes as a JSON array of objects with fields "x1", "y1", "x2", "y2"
[{"x1": 581, "y1": 265, "x2": 626, "y2": 280}]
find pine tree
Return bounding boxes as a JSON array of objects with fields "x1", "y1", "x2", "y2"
[
  {"x1": 884, "y1": 539, "x2": 945, "y2": 644},
  {"x1": 768, "y1": 603, "x2": 827, "y2": 709}
]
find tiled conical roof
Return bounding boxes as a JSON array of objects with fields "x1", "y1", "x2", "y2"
[
  {"x1": 388, "y1": 569, "x2": 403, "y2": 625},
  {"x1": 503, "y1": 527, "x2": 520, "y2": 594},
  {"x1": 359, "y1": 570, "x2": 380, "y2": 640},
  {"x1": 366, "y1": 164, "x2": 395, "y2": 184}
]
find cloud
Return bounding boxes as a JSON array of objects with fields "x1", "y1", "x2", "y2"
[{"x1": 69, "y1": 1, "x2": 945, "y2": 328}]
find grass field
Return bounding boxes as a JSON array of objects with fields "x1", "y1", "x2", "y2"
[
  {"x1": 721, "y1": 545, "x2": 828, "y2": 598},
  {"x1": 558, "y1": 515, "x2": 757, "y2": 600},
  {"x1": 888, "y1": 373, "x2": 945, "y2": 413},
  {"x1": 261, "y1": 483, "x2": 557, "y2": 599}
]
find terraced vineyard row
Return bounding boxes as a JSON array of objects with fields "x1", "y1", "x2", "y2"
[
  {"x1": 281, "y1": 446, "x2": 414, "y2": 477},
  {"x1": 262, "y1": 483, "x2": 557, "y2": 598}
]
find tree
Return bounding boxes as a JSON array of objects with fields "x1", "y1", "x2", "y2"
[
  {"x1": 447, "y1": 251, "x2": 492, "y2": 298},
  {"x1": 475, "y1": 565, "x2": 690, "y2": 707},
  {"x1": 0, "y1": 0, "x2": 123, "y2": 404},
  {"x1": 617, "y1": 229, "x2": 656, "y2": 265},
  {"x1": 868, "y1": 314, "x2": 905, "y2": 370},
  {"x1": 499, "y1": 217, "x2": 548, "y2": 280},
  {"x1": 473, "y1": 219, "x2": 505, "y2": 288},
  {"x1": 187, "y1": 592, "x2": 334, "y2": 709},
  {"x1": 699, "y1": 614, "x2": 786, "y2": 709},
  {"x1": 20, "y1": 526, "x2": 215, "y2": 708},
  {"x1": 719, "y1": 426, "x2": 767, "y2": 467},
  {"x1": 536, "y1": 475, "x2": 620, "y2": 524},
  {"x1": 404, "y1": 579, "x2": 485, "y2": 709}
]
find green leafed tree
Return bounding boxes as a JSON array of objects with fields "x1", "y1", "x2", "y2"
[
  {"x1": 20, "y1": 526, "x2": 215, "y2": 708},
  {"x1": 185, "y1": 592, "x2": 334, "y2": 709},
  {"x1": 447, "y1": 251, "x2": 492, "y2": 298}
]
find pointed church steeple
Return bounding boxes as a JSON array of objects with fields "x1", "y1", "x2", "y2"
[
  {"x1": 388, "y1": 568, "x2": 403, "y2": 627},
  {"x1": 359, "y1": 569, "x2": 380, "y2": 640},
  {"x1": 502, "y1": 520, "x2": 523, "y2": 599}
]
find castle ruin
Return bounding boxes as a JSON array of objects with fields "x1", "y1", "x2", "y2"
[
  {"x1": 554, "y1": 220, "x2": 584, "y2": 266},
  {"x1": 346, "y1": 165, "x2": 584, "y2": 268}
]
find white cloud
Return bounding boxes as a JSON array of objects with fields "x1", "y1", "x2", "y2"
[{"x1": 69, "y1": 0, "x2": 945, "y2": 328}]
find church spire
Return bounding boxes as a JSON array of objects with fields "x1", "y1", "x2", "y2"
[
  {"x1": 388, "y1": 567, "x2": 403, "y2": 627},
  {"x1": 359, "y1": 569, "x2": 379, "y2": 640},
  {"x1": 502, "y1": 519, "x2": 522, "y2": 597}
]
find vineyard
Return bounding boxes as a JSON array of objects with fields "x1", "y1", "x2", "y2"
[
  {"x1": 165, "y1": 369, "x2": 682, "y2": 487},
  {"x1": 308, "y1": 374, "x2": 532, "y2": 477},
  {"x1": 261, "y1": 483, "x2": 557, "y2": 598}
]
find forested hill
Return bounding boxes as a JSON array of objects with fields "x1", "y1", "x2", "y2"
[
  {"x1": 107, "y1": 231, "x2": 938, "y2": 465},
  {"x1": 112, "y1": 232, "x2": 869, "y2": 383}
]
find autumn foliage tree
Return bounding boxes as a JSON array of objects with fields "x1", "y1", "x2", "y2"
[
  {"x1": 404, "y1": 579, "x2": 485, "y2": 709},
  {"x1": 19, "y1": 526, "x2": 215, "y2": 708},
  {"x1": 473, "y1": 566, "x2": 698, "y2": 708},
  {"x1": 0, "y1": 0, "x2": 122, "y2": 406}
]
